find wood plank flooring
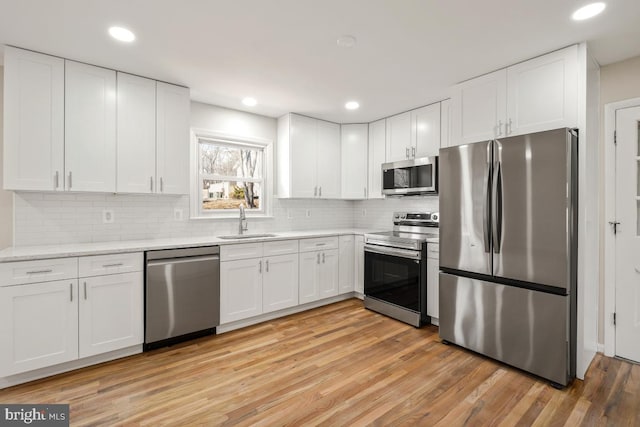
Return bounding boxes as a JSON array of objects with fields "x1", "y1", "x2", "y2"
[{"x1": 1, "y1": 299, "x2": 638, "y2": 426}]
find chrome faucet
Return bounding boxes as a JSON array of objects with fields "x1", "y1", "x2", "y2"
[{"x1": 238, "y1": 204, "x2": 248, "y2": 234}]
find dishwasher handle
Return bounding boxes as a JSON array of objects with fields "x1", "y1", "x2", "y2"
[{"x1": 146, "y1": 254, "x2": 220, "y2": 267}]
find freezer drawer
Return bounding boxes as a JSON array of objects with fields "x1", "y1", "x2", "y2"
[{"x1": 439, "y1": 272, "x2": 570, "y2": 385}]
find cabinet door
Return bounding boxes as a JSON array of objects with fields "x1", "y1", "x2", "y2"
[
  {"x1": 440, "y1": 99, "x2": 452, "y2": 149},
  {"x1": 117, "y1": 73, "x2": 157, "y2": 193},
  {"x1": 506, "y1": 45, "x2": 578, "y2": 136},
  {"x1": 367, "y1": 119, "x2": 386, "y2": 199},
  {"x1": 316, "y1": 120, "x2": 341, "y2": 198},
  {"x1": 0, "y1": 280, "x2": 78, "y2": 376},
  {"x1": 290, "y1": 114, "x2": 318, "y2": 198},
  {"x1": 299, "y1": 251, "x2": 320, "y2": 304},
  {"x1": 263, "y1": 254, "x2": 299, "y2": 313},
  {"x1": 65, "y1": 60, "x2": 116, "y2": 192},
  {"x1": 412, "y1": 104, "x2": 441, "y2": 158},
  {"x1": 78, "y1": 272, "x2": 143, "y2": 358},
  {"x1": 3, "y1": 47, "x2": 64, "y2": 191},
  {"x1": 319, "y1": 249, "x2": 339, "y2": 299},
  {"x1": 386, "y1": 111, "x2": 412, "y2": 162},
  {"x1": 341, "y1": 124, "x2": 368, "y2": 199},
  {"x1": 354, "y1": 236, "x2": 365, "y2": 294},
  {"x1": 339, "y1": 236, "x2": 355, "y2": 293},
  {"x1": 220, "y1": 258, "x2": 263, "y2": 323},
  {"x1": 451, "y1": 69, "x2": 507, "y2": 145},
  {"x1": 156, "y1": 82, "x2": 190, "y2": 195},
  {"x1": 427, "y1": 254, "x2": 440, "y2": 319}
]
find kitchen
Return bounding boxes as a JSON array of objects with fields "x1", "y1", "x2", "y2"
[{"x1": 0, "y1": 0, "x2": 638, "y2": 424}]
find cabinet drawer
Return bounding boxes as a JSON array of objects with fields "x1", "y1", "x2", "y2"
[
  {"x1": 79, "y1": 253, "x2": 143, "y2": 277},
  {"x1": 339, "y1": 235, "x2": 354, "y2": 244},
  {"x1": 0, "y1": 258, "x2": 78, "y2": 286},
  {"x1": 427, "y1": 243, "x2": 439, "y2": 260},
  {"x1": 221, "y1": 243, "x2": 263, "y2": 261},
  {"x1": 263, "y1": 240, "x2": 298, "y2": 257},
  {"x1": 299, "y1": 236, "x2": 339, "y2": 252}
]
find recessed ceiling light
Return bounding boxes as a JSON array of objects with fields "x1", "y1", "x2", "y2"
[
  {"x1": 242, "y1": 97, "x2": 257, "y2": 107},
  {"x1": 571, "y1": 2, "x2": 606, "y2": 20},
  {"x1": 337, "y1": 35, "x2": 357, "y2": 48},
  {"x1": 108, "y1": 26, "x2": 135, "y2": 42},
  {"x1": 345, "y1": 101, "x2": 360, "y2": 110}
]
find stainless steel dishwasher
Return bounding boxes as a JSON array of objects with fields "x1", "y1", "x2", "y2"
[{"x1": 144, "y1": 246, "x2": 220, "y2": 350}]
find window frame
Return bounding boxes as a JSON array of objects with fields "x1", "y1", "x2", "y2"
[{"x1": 190, "y1": 129, "x2": 273, "y2": 219}]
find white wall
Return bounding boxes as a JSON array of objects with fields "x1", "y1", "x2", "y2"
[
  {"x1": 12, "y1": 102, "x2": 355, "y2": 246},
  {"x1": 0, "y1": 66, "x2": 14, "y2": 249}
]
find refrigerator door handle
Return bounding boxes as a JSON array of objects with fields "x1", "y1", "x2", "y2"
[
  {"x1": 493, "y1": 160, "x2": 503, "y2": 253},
  {"x1": 483, "y1": 144, "x2": 492, "y2": 253}
]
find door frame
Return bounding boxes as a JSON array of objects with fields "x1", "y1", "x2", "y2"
[{"x1": 603, "y1": 97, "x2": 640, "y2": 357}]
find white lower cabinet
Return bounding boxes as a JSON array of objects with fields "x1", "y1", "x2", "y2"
[
  {"x1": 78, "y1": 271, "x2": 143, "y2": 358},
  {"x1": 262, "y1": 253, "x2": 299, "y2": 314},
  {"x1": 220, "y1": 258, "x2": 263, "y2": 323},
  {"x1": 339, "y1": 235, "x2": 355, "y2": 293},
  {"x1": 0, "y1": 280, "x2": 79, "y2": 377},
  {"x1": 299, "y1": 249, "x2": 339, "y2": 304},
  {"x1": 220, "y1": 240, "x2": 299, "y2": 323},
  {"x1": 355, "y1": 235, "x2": 365, "y2": 294},
  {"x1": 0, "y1": 253, "x2": 144, "y2": 378},
  {"x1": 426, "y1": 243, "x2": 439, "y2": 319}
]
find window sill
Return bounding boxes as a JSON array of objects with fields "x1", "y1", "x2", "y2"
[{"x1": 189, "y1": 214, "x2": 274, "y2": 221}]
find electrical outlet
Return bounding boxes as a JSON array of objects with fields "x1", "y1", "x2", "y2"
[
  {"x1": 174, "y1": 208, "x2": 183, "y2": 221},
  {"x1": 102, "y1": 209, "x2": 114, "y2": 224}
]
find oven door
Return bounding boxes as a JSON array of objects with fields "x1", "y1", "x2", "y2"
[{"x1": 364, "y1": 245, "x2": 426, "y2": 313}]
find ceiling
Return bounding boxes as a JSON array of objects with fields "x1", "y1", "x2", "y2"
[{"x1": 1, "y1": 0, "x2": 639, "y2": 123}]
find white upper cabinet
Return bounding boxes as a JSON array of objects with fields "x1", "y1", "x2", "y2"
[
  {"x1": 506, "y1": 45, "x2": 578, "y2": 136},
  {"x1": 3, "y1": 47, "x2": 64, "y2": 191},
  {"x1": 65, "y1": 60, "x2": 116, "y2": 192},
  {"x1": 316, "y1": 120, "x2": 341, "y2": 198},
  {"x1": 341, "y1": 124, "x2": 368, "y2": 199},
  {"x1": 451, "y1": 45, "x2": 578, "y2": 145},
  {"x1": 156, "y1": 82, "x2": 190, "y2": 195},
  {"x1": 451, "y1": 69, "x2": 507, "y2": 145},
  {"x1": 412, "y1": 103, "x2": 441, "y2": 157},
  {"x1": 116, "y1": 73, "x2": 157, "y2": 194},
  {"x1": 367, "y1": 119, "x2": 386, "y2": 199},
  {"x1": 277, "y1": 113, "x2": 341, "y2": 199},
  {"x1": 386, "y1": 105, "x2": 442, "y2": 162},
  {"x1": 440, "y1": 99, "x2": 452, "y2": 149}
]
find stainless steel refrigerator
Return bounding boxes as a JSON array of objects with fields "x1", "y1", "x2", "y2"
[{"x1": 438, "y1": 127, "x2": 577, "y2": 387}]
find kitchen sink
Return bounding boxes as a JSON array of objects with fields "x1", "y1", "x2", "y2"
[{"x1": 217, "y1": 233, "x2": 278, "y2": 240}]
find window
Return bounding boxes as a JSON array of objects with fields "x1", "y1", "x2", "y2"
[{"x1": 197, "y1": 137, "x2": 265, "y2": 215}]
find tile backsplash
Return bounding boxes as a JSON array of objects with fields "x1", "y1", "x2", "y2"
[{"x1": 13, "y1": 192, "x2": 438, "y2": 246}]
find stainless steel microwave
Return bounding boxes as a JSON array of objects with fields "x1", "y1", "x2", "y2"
[{"x1": 382, "y1": 156, "x2": 438, "y2": 196}]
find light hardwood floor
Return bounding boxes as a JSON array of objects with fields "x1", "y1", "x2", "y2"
[{"x1": 1, "y1": 299, "x2": 638, "y2": 426}]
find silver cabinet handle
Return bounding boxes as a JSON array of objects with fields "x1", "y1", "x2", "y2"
[
  {"x1": 315, "y1": 243, "x2": 326, "y2": 247},
  {"x1": 506, "y1": 118, "x2": 512, "y2": 135},
  {"x1": 496, "y1": 120, "x2": 503, "y2": 137},
  {"x1": 405, "y1": 147, "x2": 409, "y2": 159},
  {"x1": 54, "y1": 171, "x2": 59, "y2": 189},
  {"x1": 27, "y1": 269, "x2": 53, "y2": 275},
  {"x1": 317, "y1": 253, "x2": 320, "y2": 264},
  {"x1": 322, "y1": 252, "x2": 325, "y2": 263},
  {"x1": 259, "y1": 260, "x2": 262, "y2": 273},
  {"x1": 84, "y1": 282, "x2": 87, "y2": 300},
  {"x1": 150, "y1": 176, "x2": 154, "y2": 192},
  {"x1": 411, "y1": 147, "x2": 416, "y2": 158},
  {"x1": 70, "y1": 283, "x2": 73, "y2": 302},
  {"x1": 102, "y1": 263, "x2": 124, "y2": 268},
  {"x1": 314, "y1": 186, "x2": 317, "y2": 197},
  {"x1": 266, "y1": 260, "x2": 269, "y2": 272},
  {"x1": 364, "y1": 187, "x2": 367, "y2": 198},
  {"x1": 68, "y1": 171, "x2": 73, "y2": 189},
  {"x1": 319, "y1": 187, "x2": 322, "y2": 197},
  {"x1": 160, "y1": 177, "x2": 164, "y2": 193}
]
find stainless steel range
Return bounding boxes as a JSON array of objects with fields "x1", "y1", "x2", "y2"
[{"x1": 364, "y1": 212, "x2": 439, "y2": 327}]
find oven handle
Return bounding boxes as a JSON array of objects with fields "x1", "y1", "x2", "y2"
[{"x1": 364, "y1": 245, "x2": 422, "y2": 261}]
